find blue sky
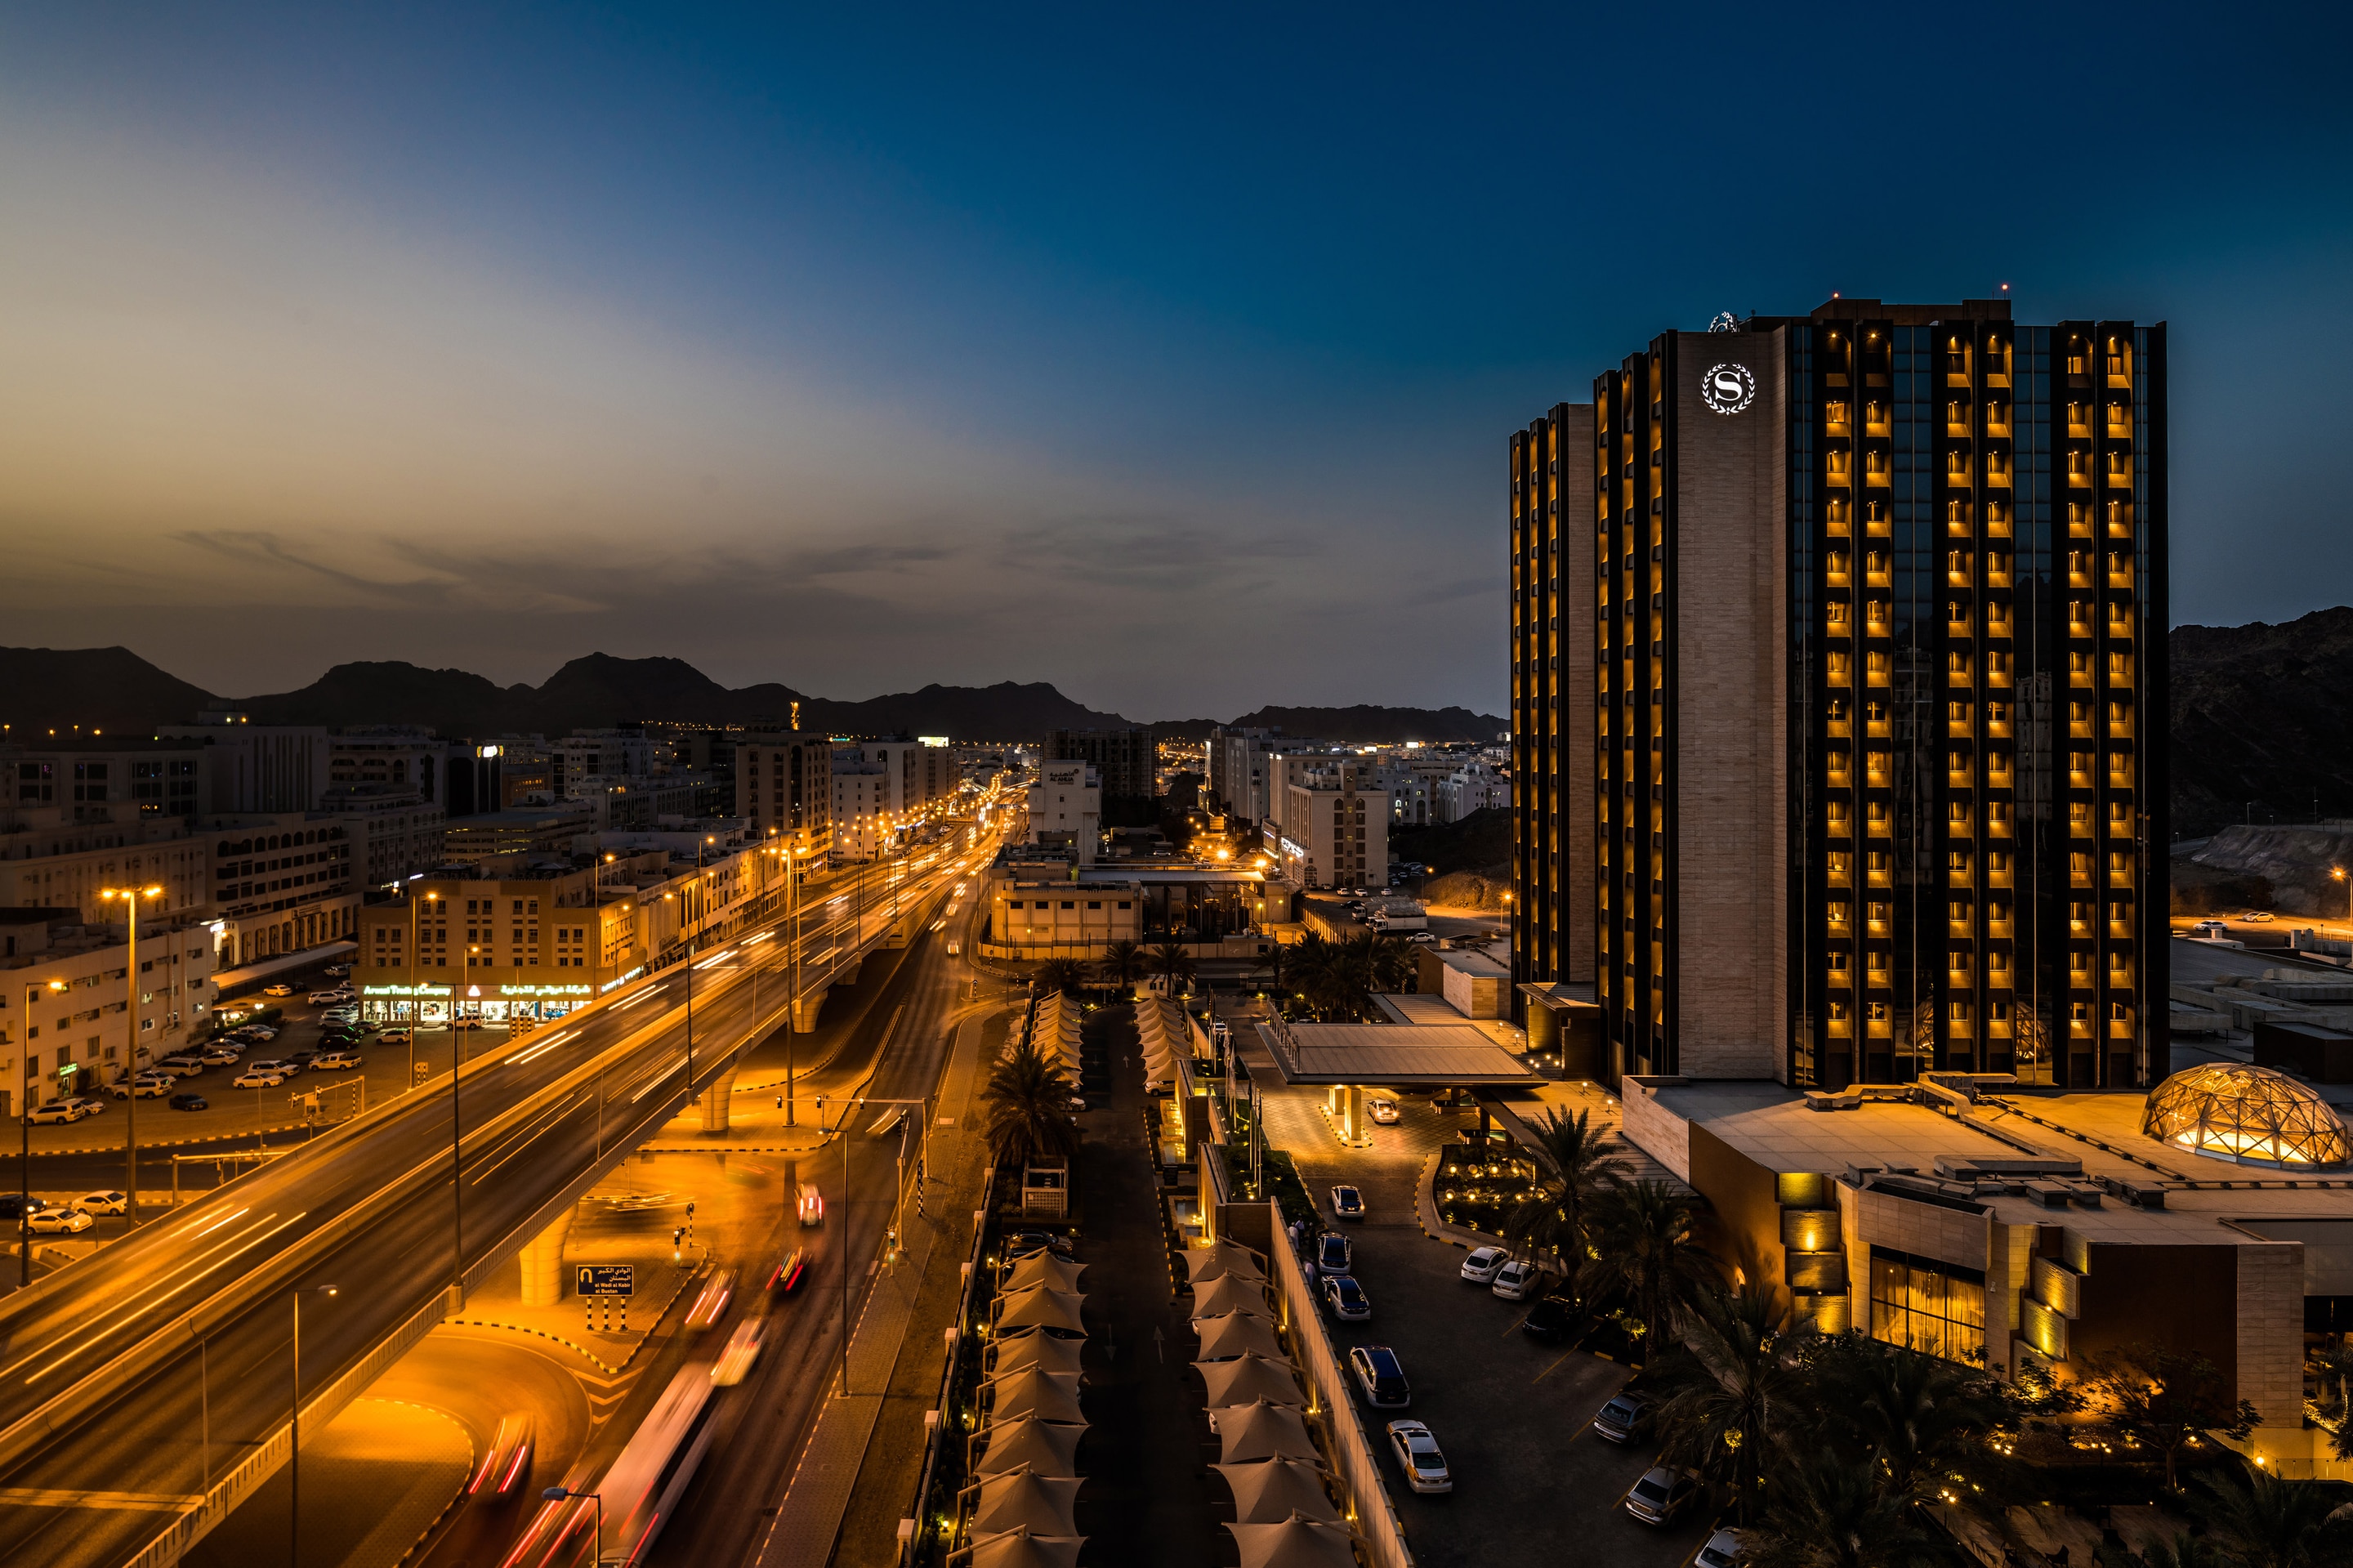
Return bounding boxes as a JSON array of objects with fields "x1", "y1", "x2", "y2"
[{"x1": 5, "y1": 2, "x2": 2348, "y2": 718}]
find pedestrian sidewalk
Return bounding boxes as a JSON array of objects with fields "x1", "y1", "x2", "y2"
[{"x1": 754, "y1": 1005, "x2": 1003, "y2": 1568}]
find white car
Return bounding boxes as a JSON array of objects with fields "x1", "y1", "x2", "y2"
[
  {"x1": 307, "y1": 990, "x2": 347, "y2": 1006},
  {"x1": 263, "y1": 985, "x2": 295, "y2": 998},
  {"x1": 1492, "y1": 1260, "x2": 1541, "y2": 1301},
  {"x1": 72, "y1": 1191, "x2": 128, "y2": 1217},
  {"x1": 25, "y1": 1101, "x2": 88, "y2": 1125},
  {"x1": 1698, "y1": 1528, "x2": 1744, "y2": 1568},
  {"x1": 1386, "y1": 1419, "x2": 1453, "y2": 1494},
  {"x1": 1366, "y1": 1097, "x2": 1400, "y2": 1125},
  {"x1": 711, "y1": 1317, "x2": 768, "y2": 1387},
  {"x1": 235, "y1": 1067, "x2": 288, "y2": 1089},
  {"x1": 201, "y1": 1045, "x2": 243, "y2": 1065},
  {"x1": 109, "y1": 1074, "x2": 175, "y2": 1100},
  {"x1": 158, "y1": 1053, "x2": 207, "y2": 1075},
  {"x1": 1625, "y1": 1465, "x2": 1699, "y2": 1526},
  {"x1": 27, "y1": 1207, "x2": 93, "y2": 1235},
  {"x1": 1459, "y1": 1247, "x2": 1508, "y2": 1284}
]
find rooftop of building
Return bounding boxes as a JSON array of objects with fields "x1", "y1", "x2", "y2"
[
  {"x1": 1637, "y1": 1075, "x2": 2353, "y2": 1243},
  {"x1": 1802, "y1": 297, "x2": 2013, "y2": 324},
  {"x1": 1255, "y1": 1016, "x2": 1533, "y2": 1086}
]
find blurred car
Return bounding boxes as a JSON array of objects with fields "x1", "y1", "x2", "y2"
[
  {"x1": 1329, "y1": 1185, "x2": 1366, "y2": 1222},
  {"x1": 1323, "y1": 1274, "x2": 1372, "y2": 1322},
  {"x1": 1698, "y1": 1528, "x2": 1744, "y2": 1568},
  {"x1": 685, "y1": 1271, "x2": 735, "y2": 1331},
  {"x1": 1591, "y1": 1388, "x2": 1652, "y2": 1444},
  {"x1": 766, "y1": 1247, "x2": 810, "y2": 1293},
  {"x1": 72, "y1": 1190, "x2": 128, "y2": 1216},
  {"x1": 27, "y1": 1207, "x2": 93, "y2": 1235},
  {"x1": 1625, "y1": 1466, "x2": 1699, "y2": 1526},
  {"x1": 1366, "y1": 1097, "x2": 1400, "y2": 1124},
  {"x1": 234, "y1": 1066, "x2": 287, "y2": 1089},
  {"x1": 323, "y1": 963, "x2": 350, "y2": 977},
  {"x1": 310, "y1": 1049, "x2": 364, "y2": 1070},
  {"x1": 168, "y1": 1092, "x2": 209, "y2": 1112},
  {"x1": 263, "y1": 985, "x2": 295, "y2": 998},
  {"x1": 1348, "y1": 1345, "x2": 1411, "y2": 1409},
  {"x1": 797, "y1": 1182, "x2": 825, "y2": 1226},
  {"x1": 467, "y1": 1415, "x2": 534, "y2": 1498},
  {"x1": 61, "y1": 1096, "x2": 105, "y2": 1117},
  {"x1": 712, "y1": 1317, "x2": 768, "y2": 1386},
  {"x1": 1315, "y1": 1232, "x2": 1353, "y2": 1278},
  {"x1": 453, "y1": 1018, "x2": 482, "y2": 1031},
  {"x1": 1492, "y1": 1260, "x2": 1541, "y2": 1301},
  {"x1": 25, "y1": 1100, "x2": 87, "y2": 1124},
  {"x1": 1385, "y1": 1419, "x2": 1452, "y2": 1494},
  {"x1": 1459, "y1": 1246, "x2": 1507, "y2": 1284},
  {"x1": 1519, "y1": 1294, "x2": 1579, "y2": 1339}
]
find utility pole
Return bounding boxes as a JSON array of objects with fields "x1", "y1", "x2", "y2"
[{"x1": 99, "y1": 883, "x2": 162, "y2": 1222}]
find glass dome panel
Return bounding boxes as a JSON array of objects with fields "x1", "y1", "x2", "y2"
[{"x1": 2140, "y1": 1063, "x2": 2351, "y2": 1169}]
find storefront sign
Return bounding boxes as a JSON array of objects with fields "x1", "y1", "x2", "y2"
[{"x1": 363, "y1": 984, "x2": 454, "y2": 997}]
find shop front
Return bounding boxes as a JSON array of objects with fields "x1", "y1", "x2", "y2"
[
  {"x1": 361, "y1": 981, "x2": 594, "y2": 1025},
  {"x1": 361, "y1": 982, "x2": 453, "y2": 1026}
]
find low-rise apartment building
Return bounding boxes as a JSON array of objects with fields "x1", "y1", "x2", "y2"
[
  {"x1": 1263, "y1": 762, "x2": 1389, "y2": 891},
  {"x1": 981, "y1": 848, "x2": 1277, "y2": 960},
  {"x1": 1027, "y1": 762, "x2": 1101, "y2": 866},
  {"x1": 0, "y1": 908, "x2": 217, "y2": 1112},
  {"x1": 355, "y1": 860, "x2": 633, "y2": 1025},
  {"x1": 7, "y1": 738, "x2": 212, "y2": 821},
  {"x1": 323, "y1": 784, "x2": 446, "y2": 890},
  {"x1": 737, "y1": 735, "x2": 834, "y2": 860}
]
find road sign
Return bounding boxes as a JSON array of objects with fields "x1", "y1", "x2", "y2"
[{"x1": 576, "y1": 1264, "x2": 635, "y2": 1298}]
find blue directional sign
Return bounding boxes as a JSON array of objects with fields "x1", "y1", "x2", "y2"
[{"x1": 576, "y1": 1264, "x2": 635, "y2": 1298}]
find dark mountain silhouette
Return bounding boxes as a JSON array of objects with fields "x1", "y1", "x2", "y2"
[
  {"x1": 0, "y1": 646, "x2": 219, "y2": 735},
  {"x1": 2170, "y1": 607, "x2": 2353, "y2": 838},
  {"x1": 1217, "y1": 704, "x2": 1506, "y2": 744},
  {"x1": 801, "y1": 681, "x2": 1127, "y2": 740}
]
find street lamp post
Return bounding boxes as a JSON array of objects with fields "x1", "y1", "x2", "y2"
[
  {"x1": 19, "y1": 980, "x2": 66, "y2": 1285},
  {"x1": 2336, "y1": 866, "x2": 2348, "y2": 925},
  {"x1": 290, "y1": 1284, "x2": 338, "y2": 1567},
  {"x1": 455, "y1": 944, "x2": 479, "y2": 1304},
  {"x1": 542, "y1": 1487, "x2": 602, "y2": 1566},
  {"x1": 98, "y1": 884, "x2": 163, "y2": 1223},
  {"x1": 407, "y1": 884, "x2": 440, "y2": 1092}
]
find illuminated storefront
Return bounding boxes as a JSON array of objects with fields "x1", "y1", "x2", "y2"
[{"x1": 361, "y1": 981, "x2": 594, "y2": 1025}]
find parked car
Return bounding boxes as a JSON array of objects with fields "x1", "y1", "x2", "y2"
[
  {"x1": 263, "y1": 985, "x2": 295, "y2": 998},
  {"x1": 2244, "y1": 911, "x2": 2276, "y2": 923},
  {"x1": 1316, "y1": 1232, "x2": 1353, "y2": 1278},
  {"x1": 0, "y1": 1195, "x2": 52, "y2": 1222},
  {"x1": 27, "y1": 1206, "x2": 93, "y2": 1235},
  {"x1": 200, "y1": 1045, "x2": 243, "y2": 1065},
  {"x1": 1459, "y1": 1246, "x2": 1508, "y2": 1284},
  {"x1": 1698, "y1": 1529, "x2": 1744, "y2": 1568},
  {"x1": 453, "y1": 1018, "x2": 482, "y2": 1031},
  {"x1": 283, "y1": 1051, "x2": 319, "y2": 1071},
  {"x1": 1409, "y1": 932, "x2": 1440, "y2": 945},
  {"x1": 243, "y1": 1025, "x2": 279, "y2": 1042},
  {"x1": 307, "y1": 990, "x2": 348, "y2": 1006},
  {"x1": 61, "y1": 1096, "x2": 106, "y2": 1117},
  {"x1": 1323, "y1": 1275, "x2": 1372, "y2": 1322},
  {"x1": 1385, "y1": 1419, "x2": 1453, "y2": 1494},
  {"x1": 379, "y1": 1028, "x2": 412, "y2": 1046},
  {"x1": 1002, "y1": 1231, "x2": 1069, "y2": 1260},
  {"x1": 2188, "y1": 919, "x2": 2228, "y2": 939},
  {"x1": 1519, "y1": 1294, "x2": 1579, "y2": 1339},
  {"x1": 323, "y1": 963, "x2": 350, "y2": 978},
  {"x1": 108, "y1": 1074, "x2": 174, "y2": 1100},
  {"x1": 1330, "y1": 1185, "x2": 1366, "y2": 1222},
  {"x1": 1625, "y1": 1466, "x2": 1699, "y2": 1526},
  {"x1": 1348, "y1": 1345, "x2": 1411, "y2": 1409},
  {"x1": 72, "y1": 1191, "x2": 128, "y2": 1217},
  {"x1": 158, "y1": 1052, "x2": 207, "y2": 1075},
  {"x1": 1365, "y1": 1097, "x2": 1400, "y2": 1124},
  {"x1": 311, "y1": 1049, "x2": 364, "y2": 1070},
  {"x1": 27, "y1": 1100, "x2": 87, "y2": 1124},
  {"x1": 234, "y1": 1067, "x2": 288, "y2": 1089},
  {"x1": 1591, "y1": 1389, "x2": 1652, "y2": 1444},
  {"x1": 1492, "y1": 1260, "x2": 1541, "y2": 1301},
  {"x1": 168, "y1": 1092, "x2": 209, "y2": 1112}
]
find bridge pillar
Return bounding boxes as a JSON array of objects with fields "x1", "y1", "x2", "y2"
[
  {"x1": 792, "y1": 986, "x2": 830, "y2": 1033},
  {"x1": 519, "y1": 1206, "x2": 577, "y2": 1307},
  {"x1": 700, "y1": 1063, "x2": 743, "y2": 1133}
]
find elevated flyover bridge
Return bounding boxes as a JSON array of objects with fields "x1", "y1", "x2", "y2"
[{"x1": 0, "y1": 824, "x2": 1000, "y2": 1568}]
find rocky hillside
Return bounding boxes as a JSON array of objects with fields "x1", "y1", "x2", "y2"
[{"x1": 2171, "y1": 606, "x2": 2353, "y2": 837}]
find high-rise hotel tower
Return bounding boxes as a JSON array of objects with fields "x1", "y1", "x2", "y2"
[{"x1": 1512, "y1": 299, "x2": 2166, "y2": 1092}]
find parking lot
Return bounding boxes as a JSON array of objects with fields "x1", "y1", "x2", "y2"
[{"x1": 1253, "y1": 1077, "x2": 1713, "y2": 1568}]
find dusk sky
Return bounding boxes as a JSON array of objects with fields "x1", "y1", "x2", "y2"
[{"x1": 5, "y1": 3, "x2": 2348, "y2": 721}]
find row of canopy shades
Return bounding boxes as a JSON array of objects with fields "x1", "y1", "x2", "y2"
[
  {"x1": 1136, "y1": 997, "x2": 1189, "y2": 1091},
  {"x1": 1186, "y1": 1238, "x2": 1362, "y2": 1568},
  {"x1": 953, "y1": 1244, "x2": 1092, "y2": 1568},
  {"x1": 1026, "y1": 991, "x2": 1084, "y2": 1078}
]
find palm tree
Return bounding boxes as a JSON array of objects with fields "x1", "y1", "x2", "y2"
[
  {"x1": 1649, "y1": 1283, "x2": 1817, "y2": 1524},
  {"x1": 1097, "y1": 938, "x2": 1145, "y2": 994},
  {"x1": 2141, "y1": 1534, "x2": 2232, "y2": 1568},
  {"x1": 1744, "y1": 1452, "x2": 1956, "y2": 1568},
  {"x1": 1583, "y1": 1178, "x2": 1719, "y2": 1355},
  {"x1": 1813, "y1": 1336, "x2": 2016, "y2": 1510},
  {"x1": 979, "y1": 1039, "x2": 1078, "y2": 1172},
  {"x1": 1033, "y1": 957, "x2": 1087, "y2": 998},
  {"x1": 1502, "y1": 1108, "x2": 1625, "y2": 1280},
  {"x1": 1150, "y1": 941, "x2": 1196, "y2": 994},
  {"x1": 2191, "y1": 1459, "x2": 2353, "y2": 1568}
]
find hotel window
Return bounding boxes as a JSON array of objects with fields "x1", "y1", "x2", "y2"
[{"x1": 1869, "y1": 1247, "x2": 1985, "y2": 1365}]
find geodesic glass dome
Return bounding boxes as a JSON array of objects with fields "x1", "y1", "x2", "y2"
[{"x1": 2140, "y1": 1063, "x2": 2352, "y2": 1168}]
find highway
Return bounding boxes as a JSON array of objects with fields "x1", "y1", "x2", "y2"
[{"x1": 0, "y1": 820, "x2": 1002, "y2": 1568}]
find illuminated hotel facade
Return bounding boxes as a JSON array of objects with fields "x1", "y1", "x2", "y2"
[{"x1": 1513, "y1": 298, "x2": 2167, "y2": 1092}]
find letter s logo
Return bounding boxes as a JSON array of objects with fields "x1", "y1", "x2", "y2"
[{"x1": 1701, "y1": 362, "x2": 1756, "y2": 415}]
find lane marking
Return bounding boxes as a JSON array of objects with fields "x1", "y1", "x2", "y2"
[
  {"x1": 0, "y1": 1488, "x2": 204, "y2": 1512},
  {"x1": 18, "y1": 1210, "x2": 309, "y2": 1385}
]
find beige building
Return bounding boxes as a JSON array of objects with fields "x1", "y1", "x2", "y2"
[
  {"x1": 0, "y1": 908, "x2": 218, "y2": 1112},
  {"x1": 355, "y1": 861, "x2": 635, "y2": 1025},
  {"x1": 1026, "y1": 761, "x2": 1101, "y2": 866},
  {"x1": 736, "y1": 735, "x2": 833, "y2": 860},
  {"x1": 1264, "y1": 762, "x2": 1388, "y2": 891}
]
